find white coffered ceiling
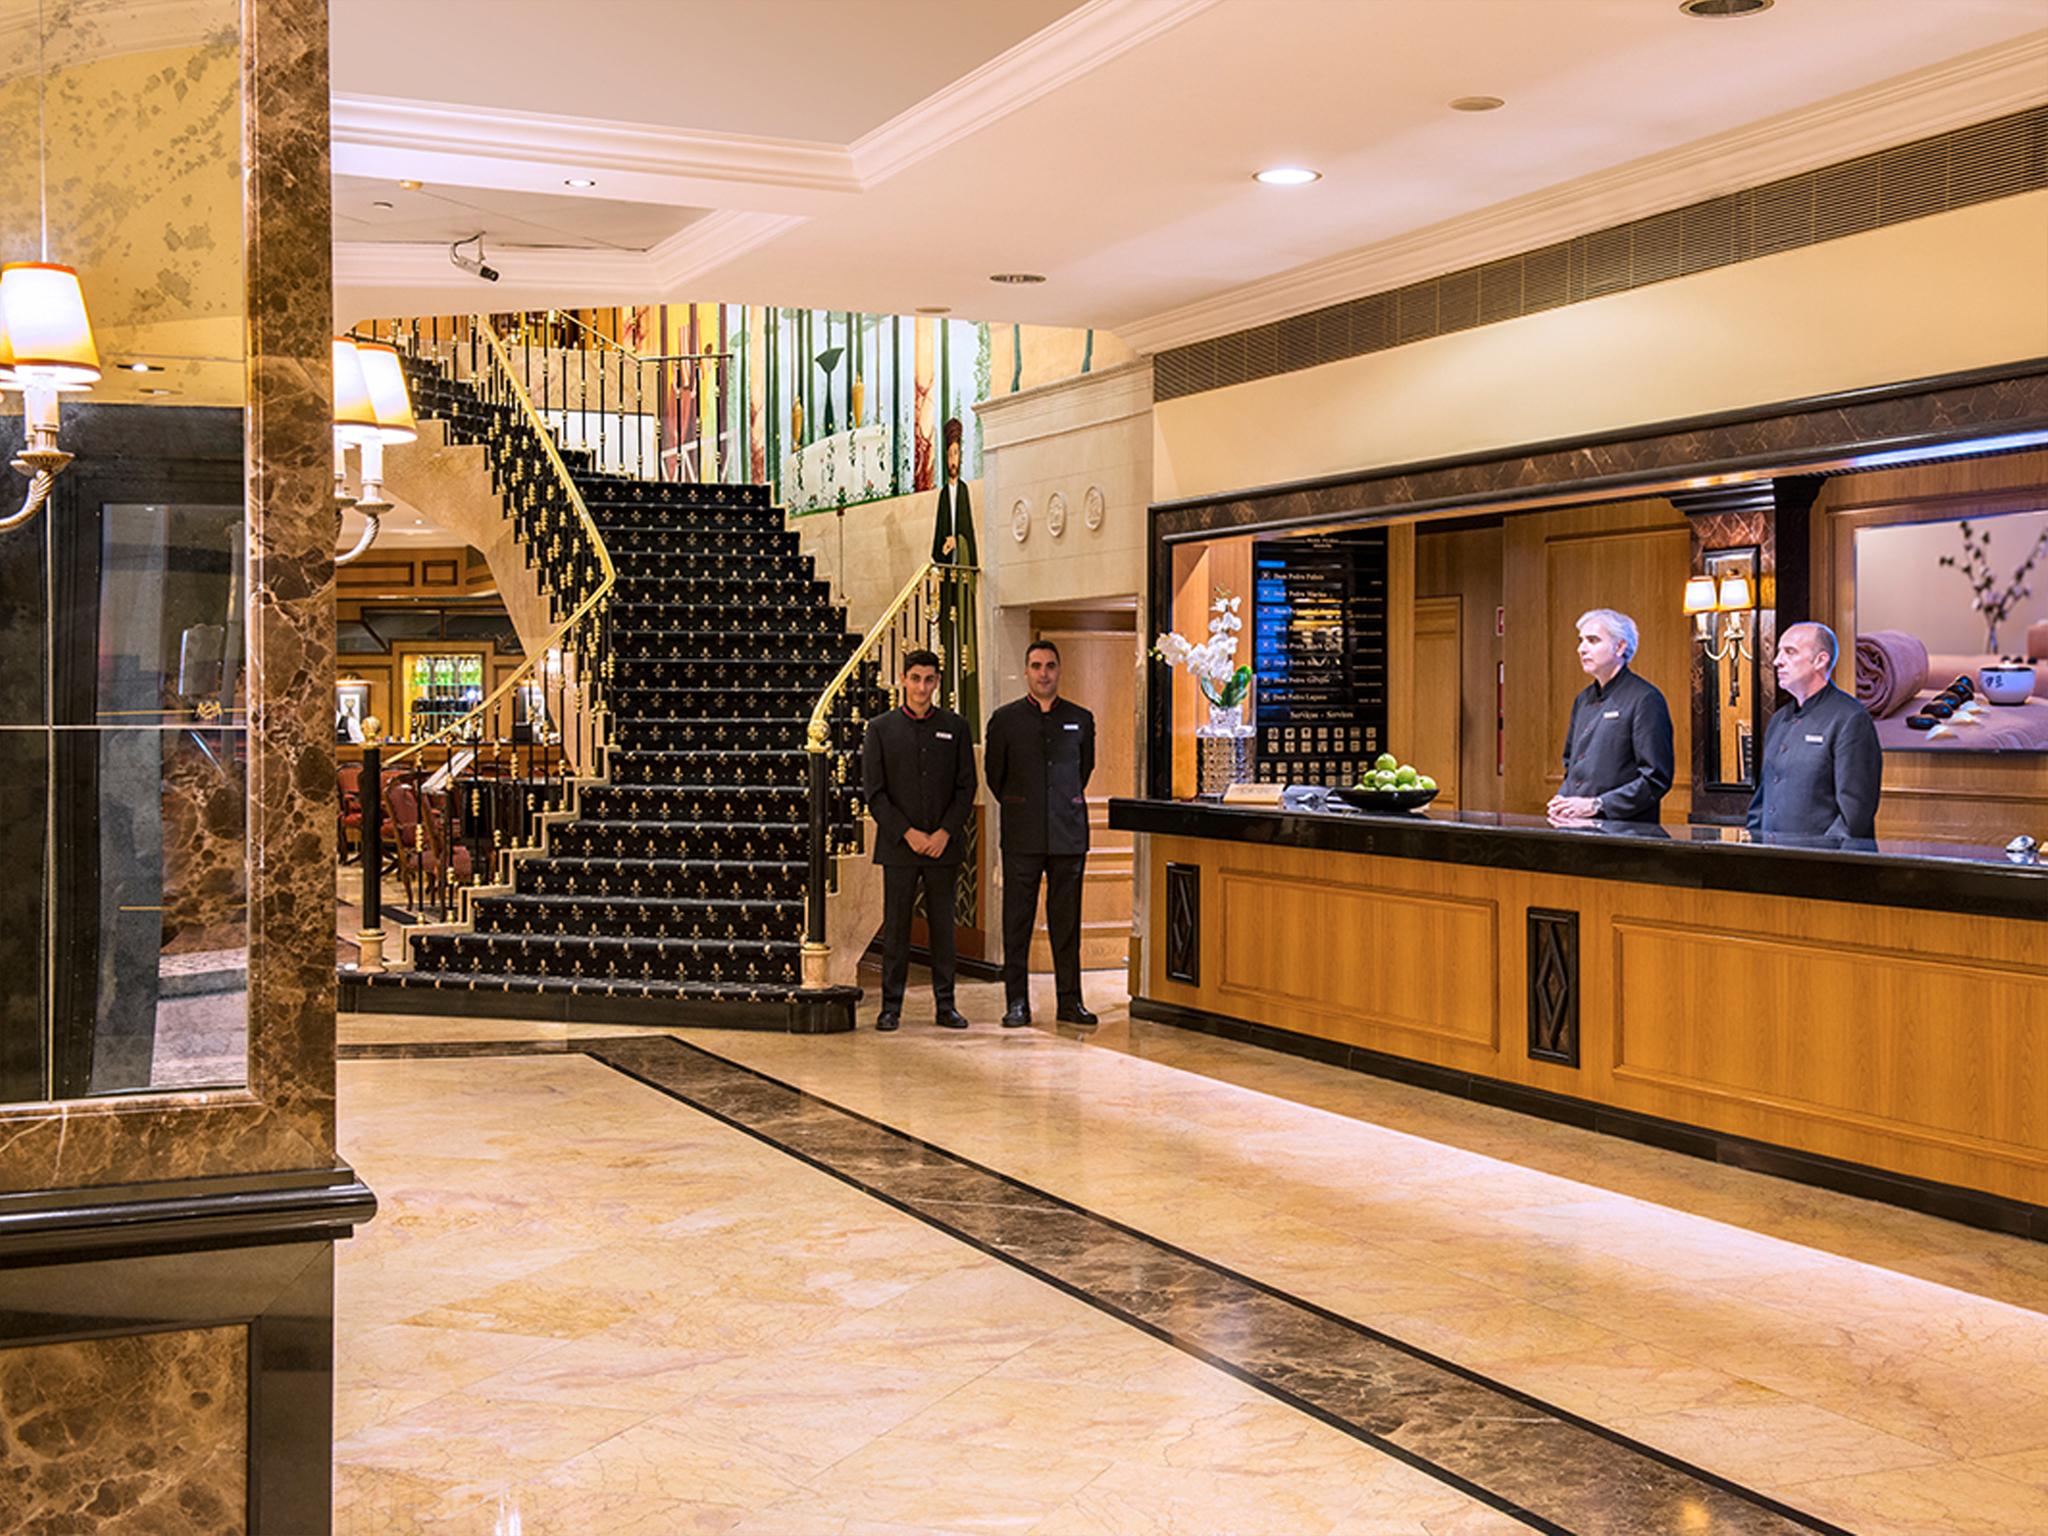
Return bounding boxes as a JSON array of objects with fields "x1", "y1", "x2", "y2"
[{"x1": 330, "y1": 0, "x2": 2048, "y2": 348}]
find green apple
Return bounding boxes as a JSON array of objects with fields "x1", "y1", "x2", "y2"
[
  {"x1": 1375, "y1": 752, "x2": 1397, "y2": 772},
  {"x1": 1418, "y1": 775, "x2": 1437, "y2": 791}
]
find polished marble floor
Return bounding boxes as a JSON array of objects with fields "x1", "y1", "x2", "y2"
[{"x1": 335, "y1": 971, "x2": 2048, "y2": 1534}]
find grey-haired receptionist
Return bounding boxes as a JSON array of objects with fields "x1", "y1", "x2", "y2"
[
  {"x1": 1747, "y1": 622, "x2": 1883, "y2": 841},
  {"x1": 1547, "y1": 609, "x2": 1675, "y2": 825}
]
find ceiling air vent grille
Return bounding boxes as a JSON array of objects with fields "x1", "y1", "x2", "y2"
[{"x1": 1154, "y1": 102, "x2": 2048, "y2": 403}]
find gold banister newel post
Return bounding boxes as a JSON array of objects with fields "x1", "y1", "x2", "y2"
[{"x1": 797, "y1": 561, "x2": 977, "y2": 1013}]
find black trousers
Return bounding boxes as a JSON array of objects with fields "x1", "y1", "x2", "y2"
[
  {"x1": 879, "y1": 861, "x2": 959, "y2": 1013},
  {"x1": 1002, "y1": 853, "x2": 1086, "y2": 1007}
]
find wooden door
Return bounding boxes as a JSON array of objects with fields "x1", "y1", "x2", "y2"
[
  {"x1": 1030, "y1": 626, "x2": 1136, "y2": 972},
  {"x1": 1411, "y1": 596, "x2": 1463, "y2": 809}
]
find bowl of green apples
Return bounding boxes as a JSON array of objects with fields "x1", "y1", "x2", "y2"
[{"x1": 1333, "y1": 753, "x2": 1439, "y2": 813}]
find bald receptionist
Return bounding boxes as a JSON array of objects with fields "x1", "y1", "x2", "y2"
[{"x1": 1747, "y1": 622, "x2": 1883, "y2": 841}]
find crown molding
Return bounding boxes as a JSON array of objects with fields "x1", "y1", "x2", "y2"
[
  {"x1": 1119, "y1": 30, "x2": 2048, "y2": 354},
  {"x1": 333, "y1": 240, "x2": 658, "y2": 312},
  {"x1": 330, "y1": 93, "x2": 858, "y2": 199},
  {"x1": 849, "y1": 0, "x2": 1222, "y2": 184},
  {"x1": 648, "y1": 210, "x2": 810, "y2": 289}
]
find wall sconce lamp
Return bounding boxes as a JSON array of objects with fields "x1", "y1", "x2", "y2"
[
  {"x1": 333, "y1": 336, "x2": 417, "y2": 565},
  {"x1": 1684, "y1": 571, "x2": 1755, "y2": 662},
  {"x1": 0, "y1": 262, "x2": 101, "y2": 533}
]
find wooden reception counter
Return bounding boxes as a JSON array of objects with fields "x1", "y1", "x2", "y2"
[{"x1": 1109, "y1": 796, "x2": 2048, "y2": 1236}]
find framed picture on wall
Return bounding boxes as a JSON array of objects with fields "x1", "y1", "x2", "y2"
[{"x1": 335, "y1": 681, "x2": 369, "y2": 744}]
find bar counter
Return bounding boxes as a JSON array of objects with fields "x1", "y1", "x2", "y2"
[{"x1": 1109, "y1": 795, "x2": 2048, "y2": 1235}]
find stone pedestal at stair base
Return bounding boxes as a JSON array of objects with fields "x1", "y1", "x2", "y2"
[{"x1": 787, "y1": 985, "x2": 861, "y2": 1033}]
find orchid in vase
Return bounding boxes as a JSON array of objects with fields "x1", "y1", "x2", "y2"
[{"x1": 1155, "y1": 593, "x2": 1253, "y2": 735}]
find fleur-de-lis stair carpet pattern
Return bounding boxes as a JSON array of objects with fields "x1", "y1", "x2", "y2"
[{"x1": 342, "y1": 365, "x2": 881, "y2": 1026}]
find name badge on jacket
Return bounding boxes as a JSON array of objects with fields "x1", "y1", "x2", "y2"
[
  {"x1": 1603, "y1": 710, "x2": 1621, "y2": 719},
  {"x1": 936, "y1": 731, "x2": 954, "y2": 740},
  {"x1": 1064, "y1": 723, "x2": 1080, "y2": 731},
  {"x1": 1805, "y1": 733, "x2": 1824, "y2": 743}
]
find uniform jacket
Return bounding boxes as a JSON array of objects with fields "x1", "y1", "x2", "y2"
[
  {"x1": 984, "y1": 695, "x2": 1095, "y2": 855},
  {"x1": 862, "y1": 704, "x2": 978, "y2": 868},
  {"x1": 1559, "y1": 665, "x2": 1675, "y2": 823},
  {"x1": 1746, "y1": 683, "x2": 1882, "y2": 840}
]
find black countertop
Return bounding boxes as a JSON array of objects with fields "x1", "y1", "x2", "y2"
[{"x1": 1108, "y1": 795, "x2": 2048, "y2": 920}]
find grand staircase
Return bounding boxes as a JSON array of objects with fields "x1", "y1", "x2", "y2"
[{"x1": 342, "y1": 358, "x2": 882, "y2": 1025}]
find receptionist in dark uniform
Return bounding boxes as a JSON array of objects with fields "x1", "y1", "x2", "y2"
[
  {"x1": 1547, "y1": 609, "x2": 1675, "y2": 824},
  {"x1": 1747, "y1": 622, "x2": 1883, "y2": 841},
  {"x1": 862, "y1": 648, "x2": 978, "y2": 1033}
]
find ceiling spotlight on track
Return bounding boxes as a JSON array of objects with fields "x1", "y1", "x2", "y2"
[{"x1": 449, "y1": 233, "x2": 500, "y2": 283}]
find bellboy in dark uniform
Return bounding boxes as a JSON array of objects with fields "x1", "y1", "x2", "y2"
[
  {"x1": 863, "y1": 649, "x2": 977, "y2": 1032},
  {"x1": 1548, "y1": 608, "x2": 1675, "y2": 824},
  {"x1": 985, "y1": 640, "x2": 1098, "y2": 1028},
  {"x1": 1748, "y1": 622, "x2": 1883, "y2": 841}
]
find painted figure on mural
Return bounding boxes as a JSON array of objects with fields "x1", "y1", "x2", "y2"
[{"x1": 932, "y1": 417, "x2": 981, "y2": 741}]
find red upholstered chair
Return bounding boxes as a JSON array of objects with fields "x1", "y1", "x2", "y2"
[{"x1": 337, "y1": 763, "x2": 363, "y2": 863}]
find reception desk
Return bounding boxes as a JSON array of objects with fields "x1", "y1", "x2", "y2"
[{"x1": 1110, "y1": 796, "x2": 2048, "y2": 1235}]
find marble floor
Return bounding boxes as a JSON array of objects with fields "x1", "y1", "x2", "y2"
[{"x1": 335, "y1": 971, "x2": 2048, "y2": 1535}]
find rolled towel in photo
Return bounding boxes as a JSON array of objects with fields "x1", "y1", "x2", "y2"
[
  {"x1": 2029, "y1": 621, "x2": 2048, "y2": 662},
  {"x1": 1854, "y1": 629, "x2": 1929, "y2": 718}
]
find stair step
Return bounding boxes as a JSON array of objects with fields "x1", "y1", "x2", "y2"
[
  {"x1": 515, "y1": 856, "x2": 804, "y2": 900},
  {"x1": 358, "y1": 969, "x2": 795, "y2": 1005},
  {"x1": 412, "y1": 930, "x2": 799, "y2": 985},
  {"x1": 471, "y1": 893, "x2": 802, "y2": 943},
  {"x1": 607, "y1": 750, "x2": 811, "y2": 788}
]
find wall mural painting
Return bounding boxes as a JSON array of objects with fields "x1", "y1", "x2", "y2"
[{"x1": 567, "y1": 303, "x2": 1117, "y2": 517}]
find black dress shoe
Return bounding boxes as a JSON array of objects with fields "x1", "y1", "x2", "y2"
[
  {"x1": 875, "y1": 1013, "x2": 901, "y2": 1032},
  {"x1": 1055, "y1": 1003, "x2": 1100, "y2": 1027},
  {"x1": 934, "y1": 1008, "x2": 971, "y2": 1030},
  {"x1": 1001, "y1": 1001, "x2": 1032, "y2": 1028}
]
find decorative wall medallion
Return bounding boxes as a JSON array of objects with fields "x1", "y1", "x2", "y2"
[
  {"x1": 1010, "y1": 497, "x2": 1031, "y2": 542},
  {"x1": 1165, "y1": 863, "x2": 1200, "y2": 985},
  {"x1": 1526, "y1": 907, "x2": 1580, "y2": 1067},
  {"x1": 1083, "y1": 484, "x2": 1106, "y2": 531},
  {"x1": 1046, "y1": 491, "x2": 1068, "y2": 538}
]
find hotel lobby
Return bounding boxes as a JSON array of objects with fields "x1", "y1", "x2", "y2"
[{"x1": 3, "y1": 2, "x2": 2047, "y2": 1532}]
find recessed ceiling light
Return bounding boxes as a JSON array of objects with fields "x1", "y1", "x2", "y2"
[
  {"x1": 370, "y1": 199, "x2": 394, "y2": 210},
  {"x1": 1680, "y1": 0, "x2": 1772, "y2": 14},
  {"x1": 124, "y1": 361, "x2": 161, "y2": 373},
  {"x1": 915, "y1": 305, "x2": 952, "y2": 315},
  {"x1": 563, "y1": 177, "x2": 598, "y2": 188},
  {"x1": 1253, "y1": 166, "x2": 1321, "y2": 187},
  {"x1": 397, "y1": 179, "x2": 423, "y2": 191},
  {"x1": 989, "y1": 273, "x2": 1046, "y2": 285},
  {"x1": 1449, "y1": 96, "x2": 1505, "y2": 112}
]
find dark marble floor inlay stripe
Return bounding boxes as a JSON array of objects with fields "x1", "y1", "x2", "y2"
[{"x1": 346, "y1": 1035, "x2": 1855, "y2": 1536}]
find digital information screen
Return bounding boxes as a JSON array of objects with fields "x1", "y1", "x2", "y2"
[{"x1": 1250, "y1": 531, "x2": 1389, "y2": 785}]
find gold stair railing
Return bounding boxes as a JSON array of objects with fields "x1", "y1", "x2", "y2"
[
  {"x1": 352, "y1": 315, "x2": 616, "y2": 973},
  {"x1": 800, "y1": 561, "x2": 977, "y2": 990}
]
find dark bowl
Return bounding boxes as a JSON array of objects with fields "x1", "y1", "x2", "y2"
[{"x1": 1333, "y1": 785, "x2": 1440, "y2": 814}]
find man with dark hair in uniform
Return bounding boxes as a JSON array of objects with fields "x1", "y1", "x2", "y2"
[
  {"x1": 984, "y1": 639, "x2": 1098, "y2": 1028},
  {"x1": 863, "y1": 649, "x2": 977, "y2": 1032},
  {"x1": 1747, "y1": 621, "x2": 1883, "y2": 841}
]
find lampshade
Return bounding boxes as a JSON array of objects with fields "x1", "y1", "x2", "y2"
[
  {"x1": 1682, "y1": 576, "x2": 1719, "y2": 615},
  {"x1": 331, "y1": 336, "x2": 379, "y2": 444},
  {"x1": 0, "y1": 262, "x2": 100, "y2": 388},
  {"x1": 1716, "y1": 574, "x2": 1754, "y2": 612},
  {"x1": 355, "y1": 341, "x2": 418, "y2": 444},
  {"x1": 0, "y1": 304, "x2": 16, "y2": 388}
]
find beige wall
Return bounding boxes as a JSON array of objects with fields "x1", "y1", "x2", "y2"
[{"x1": 1153, "y1": 190, "x2": 2048, "y2": 505}]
